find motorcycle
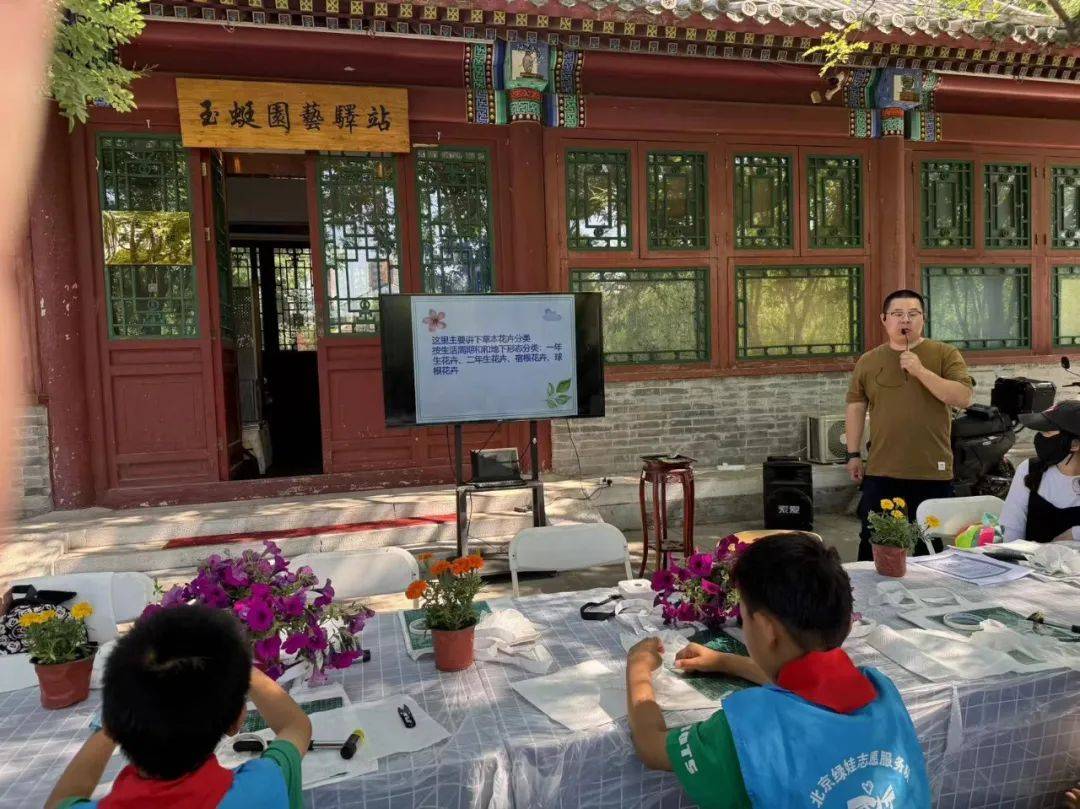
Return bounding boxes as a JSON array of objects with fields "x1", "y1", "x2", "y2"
[{"x1": 951, "y1": 356, "x2": 1080, "y2": 498}]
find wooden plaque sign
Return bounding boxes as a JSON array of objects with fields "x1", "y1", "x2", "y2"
[{"x1": 176, "y1": 78, "x2": 409, "y2": 152}]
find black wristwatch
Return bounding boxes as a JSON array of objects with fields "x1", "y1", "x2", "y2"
[{"x1": 846, "y1": 451, "x2": 862, "y2": 460}]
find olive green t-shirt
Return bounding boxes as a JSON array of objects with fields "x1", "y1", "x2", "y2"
[{"x1": 846, "y1": 339, "x2": 973, "y2": 480}]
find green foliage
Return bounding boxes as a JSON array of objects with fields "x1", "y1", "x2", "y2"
[
  {"x1": 414, "y1": 556, "x2": 485, "y2": 631},
  {"x1": 50, "y1": 0, "x2": 148, "y2": 130},
  {"x1": 19, "y1": 606, "x2": 94, "y2": 665},
  {"x1": 803, "y1": 24, "x2": 870, "y2": 77},
  {"x1": 806, "y1": 2, "x2": 1080, "y2": 77},
  {"x1": 546, "y1": 378, "x2": 572, "y2": 409},
  {"x1": 868, "y1": 499, "x2": 923, "y2": 551}
]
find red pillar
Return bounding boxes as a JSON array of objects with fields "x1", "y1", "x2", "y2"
[
  {"x1": 873, "y1": 135, "x2": 908, "y2": 346},
  {"x1": 506, "y1": 121, "x2": 548, "y2": 293},
  {"x1": 29, "y1": 113, "x2": 95, "y2": 507}
]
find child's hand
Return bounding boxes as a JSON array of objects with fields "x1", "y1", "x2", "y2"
[
  {"x1": 627, "y1": 637, "x2": 664, "y2": 672},
  {"x1": 673, "y1": 643, "x2": 728, "y2": 674}
]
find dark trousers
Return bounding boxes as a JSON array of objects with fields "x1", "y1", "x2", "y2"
[{"x1": 857, "y1": 475, "x2": 954, "y2": 561}]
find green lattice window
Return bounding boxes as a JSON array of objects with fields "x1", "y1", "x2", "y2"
[
  {"x1": 923, "y1": 265, "x2": 1030, "y2": 350},
  {"x1": 735, "y1": 265, "x2": 862, "y2": 359},
  {"x1": 1051, "y1": 166, "x2": 1080, "y2": 250},
  {"x1": 984, "y1": 163, "x2": 1030, "y2": 250},
  {"x1": 734, "y1": 154, "x2": 792, "y2": 250},
  {"x1": 97, "y1": 134, "x2": 197, "y2": 338},
  {"x1": 274, "y1": 247, "x2": 316, "y2": 351},
  {"x1": 416, "y1": 148, "x2": 494, "y2": 293},
  {"x1": 646, "y1": 152, "x2": 708, "y2": 250},
  {"x1": 569, "y1": 268, "x2": 709, "y2": 364},
  {"x1": 318, "y1": 154, "x2": 400, "y2": 335},
  {"x1": 921, "y1": 160, "x2": 974, "y2": 249},
  {"x1": 1053, "y1": 266, "x2": 1080, "y2": 347},
  {"x1": 566, "y1": 150, "x2": 632, "y2": 250},
  {"x1": 807, "y1": 156, "x2": 862, "y2": 249}
]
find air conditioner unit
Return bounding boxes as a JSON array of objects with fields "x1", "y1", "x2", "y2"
[{"x1": 806, "y1": 415, "x2": 869, "y2": 464}]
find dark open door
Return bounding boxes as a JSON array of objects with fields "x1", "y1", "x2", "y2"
[{"x1": 203, "y1": 149, "x2": 244, "y2": 478}]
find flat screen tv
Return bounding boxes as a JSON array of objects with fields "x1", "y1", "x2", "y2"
[{"x1": 380, "y1": 293, "x2": 605, "y2": 427}]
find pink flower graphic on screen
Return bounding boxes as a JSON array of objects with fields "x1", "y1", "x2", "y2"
[{"x1": 423, "y1": 309, "x2": 447, "y2": 332}]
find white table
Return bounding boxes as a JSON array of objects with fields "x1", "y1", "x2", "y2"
[{"x1": 0, "y1": 560, "x2": 1077, "y2": 808}]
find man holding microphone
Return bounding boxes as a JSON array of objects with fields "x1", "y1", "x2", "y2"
[{"x1": 846, "y1": 290, "x2": 974, "y2": 560}]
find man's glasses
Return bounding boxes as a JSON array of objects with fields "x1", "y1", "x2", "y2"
[{"x1": 886, "y1": 310, "x2": 924, "y2": 320}]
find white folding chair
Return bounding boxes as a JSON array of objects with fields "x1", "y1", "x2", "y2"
[
  {"x1": 290, "y1": 547, "x2": 420, "y2": 600},
  {"x1": 915, "y1": 496, "x2": 1006, "y2": 552},
  {"x1": 508, "y1": 523, "x2": 632, "y2": 598},
  {"x1": 12, "y1": 572, "x2": 155, "y2": 643}
]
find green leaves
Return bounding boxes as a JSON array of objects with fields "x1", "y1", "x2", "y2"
[
  {"x1": 546, "y1": 378, "x2": 572, "y2": 409},
  {"x1": 50, "y1": 1, "x2": 148, "y2": 131}
]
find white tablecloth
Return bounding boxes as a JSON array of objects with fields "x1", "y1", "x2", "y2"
[{"x1": 0, "y1": 559, "x2": 1077, "y2": 808}]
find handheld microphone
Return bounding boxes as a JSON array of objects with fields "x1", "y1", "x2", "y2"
[{"x1": 901, "y1": 327, "x2": 910, "y2": 381}]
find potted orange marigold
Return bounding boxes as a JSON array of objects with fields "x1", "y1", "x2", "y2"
[{"x1": 406, "y1": 554, "x2": 484, "y2": 672}]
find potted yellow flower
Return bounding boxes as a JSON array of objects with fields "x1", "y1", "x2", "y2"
[
  {"x1": 867, "y1": 498, "x2": 923, "y2": 578},
  {"x1": 19, "y1": 602, "x2": 96, "y2": 709},
  {"x1": 405, "y1": 554, "x2": 484, "y2": 672}
]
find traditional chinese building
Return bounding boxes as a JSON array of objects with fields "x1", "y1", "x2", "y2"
[{"x1": 12, "y1": 0, "x2": 1080, "y2": 514}]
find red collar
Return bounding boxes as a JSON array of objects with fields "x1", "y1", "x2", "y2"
[
  {"x1": 99, "y1": 755, "x2": 234, "y2": 809},
  {"x1": 776, "y1": 648, "x2": 877, "y2": 714}
]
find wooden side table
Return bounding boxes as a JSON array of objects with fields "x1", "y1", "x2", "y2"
[{"x1": 638, "y1": 454, "x2": 696, "y2": 578}]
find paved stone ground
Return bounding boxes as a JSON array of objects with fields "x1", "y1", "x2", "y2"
[{"x1": 360, "y1": 513, "x2": 861, "y2": 613}]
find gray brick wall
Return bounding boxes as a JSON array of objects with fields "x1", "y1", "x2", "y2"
[
  {"x1": 553, "y1": 361, "x2": 1078, "y2": 476},
  {"x1": 12, "y1": 405, "x2": 52, "y2": 518}
]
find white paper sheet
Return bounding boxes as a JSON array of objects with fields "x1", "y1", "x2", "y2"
[
  {"x1": 910, "y1": 549, "x2": 1033, "y2": 586},
  {"x1": 613, "y1": 632, "x2": 721, "y2": 712},
  {"x1": 512, "y1": 660, "x2": 626, "y2": 730},
  {"x1": 218, "y1": 694, "x2": 448, "y2": 789}
]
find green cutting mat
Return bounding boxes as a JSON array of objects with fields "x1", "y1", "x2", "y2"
[
  {"x1": 243, "y1": 696, "x2": 344, "y2": 733},
  {"x1": 676, "y1": 629, "x2": 755, "y2": 702}
]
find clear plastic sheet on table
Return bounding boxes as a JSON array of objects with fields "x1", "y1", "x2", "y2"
[{"x1": 1, "y1": 553, "x2": 1078, "y2": 809}]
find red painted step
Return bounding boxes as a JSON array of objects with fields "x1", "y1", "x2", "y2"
[{"x1": 163, "y1": 513, "x2": 458, "y2": 550}]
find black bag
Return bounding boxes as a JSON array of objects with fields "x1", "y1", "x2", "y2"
[{"x1": 0, "y1": 586, "x2": 76, "y2": 655}]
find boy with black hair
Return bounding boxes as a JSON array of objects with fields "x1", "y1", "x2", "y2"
[
  {"x1": 46, "y1": 605, "x2": 312, "y2": 809},
  {"x1": 626, "y1": 534, "x2": 930, "y2": 808}
]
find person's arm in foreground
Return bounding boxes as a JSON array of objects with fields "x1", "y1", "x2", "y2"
[
  {"x1": 248, "y1": 667, "x2": 313, "y2": 756},
  {"x1": 900, "y1": 351, "x2": 973, "y2": 408},
  {"x1": 626, "y1": 638, "x2": 673, "y2": 771},
  {"x1": 44, "y1": 731, "x2": 118, "y2": 809}
]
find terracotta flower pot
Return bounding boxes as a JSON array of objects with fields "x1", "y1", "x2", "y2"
[
  {"x1": 431, "y1": 626, "x2": 475, "y2": 672},
  {"x1": 872, "y1": 544, "x2": 907, "y2": 578},
  {"x1": 33, "y1": 655, "x2": 94, "y2": 710}
]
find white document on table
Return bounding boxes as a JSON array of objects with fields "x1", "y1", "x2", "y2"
[
  {"x1": 512, "y1": 660, "x2": 626, "y2": 731},
  {"x1": 217, "y1": 695, "x2": 448, "y2": 789},
  {"x1": 910, "y1": 549, "x2": 1033, "y2": 586}
]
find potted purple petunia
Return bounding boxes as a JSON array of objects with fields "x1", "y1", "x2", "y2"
[
  {"x1": 650, "y1": 535, "x2": 747, "y2": 630},
  {"x1": 144, "y1": 541, "x2": 373, "y2": 683}
]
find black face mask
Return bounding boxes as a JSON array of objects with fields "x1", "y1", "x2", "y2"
[{"x1": 1034, "y1": 432, "x2": 1076, "y2": 466}]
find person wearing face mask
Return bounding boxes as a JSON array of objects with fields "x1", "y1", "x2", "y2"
[{"x1": 1000, "y1": 400, "x2": 1080, "y2": 543}]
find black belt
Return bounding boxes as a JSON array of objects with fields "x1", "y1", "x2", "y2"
[{"x1": 580, "y1": 594, "x2": 622, "y2": 621}]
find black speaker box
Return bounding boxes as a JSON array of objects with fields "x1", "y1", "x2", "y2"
[{"x1": 763, "y1": 456, "x2": 814, "y2": 531}]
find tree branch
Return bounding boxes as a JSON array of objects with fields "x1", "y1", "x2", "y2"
[{"x1": 1043, "y1": 0, "x2": 1079, "y2": 37}]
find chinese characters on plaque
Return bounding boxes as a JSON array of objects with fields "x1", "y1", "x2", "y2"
[{"x1": 177, "y1": 79, "x2": 408, "y2": 152}]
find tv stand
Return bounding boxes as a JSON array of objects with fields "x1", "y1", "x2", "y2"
[{"x1": 454, "y1": 420, "x2": 546, "y2": 557}]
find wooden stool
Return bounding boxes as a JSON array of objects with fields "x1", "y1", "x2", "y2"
[{"x1": 638, "y1": 455, "x2": 696, "y2": 578}]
